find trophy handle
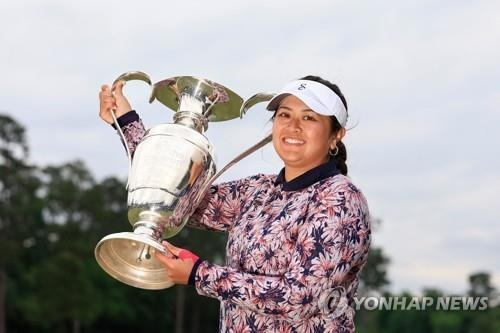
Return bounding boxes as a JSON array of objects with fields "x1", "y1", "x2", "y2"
[
  {"x1": 210, "y1": 133, "x2": 272, "y2": 184},
  {"x1": 112, "y1": 71, "x2": 152, "y2": 86},
  {"x1": 108, "y1": 71, "x2": 153, "y2": 192},
  {"x1": 239, "y1": 92, "x2": 276, "y2": 118},
  {"x1": 109, "y1": 71, "x2": 153, "y2": 165},
  {"x1": 194, "y1": 133, "x2": 273, "y2": 205}
]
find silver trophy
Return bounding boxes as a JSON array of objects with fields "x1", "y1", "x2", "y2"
[{"x1": 94, "y1": 72, "x2": 274, "y2": 289}]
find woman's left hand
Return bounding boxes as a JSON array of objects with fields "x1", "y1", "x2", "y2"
[{"x1": 154, "y1": 241, "x2": 199, "y2": 285}]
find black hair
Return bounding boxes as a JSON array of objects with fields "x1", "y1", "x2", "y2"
[{"x1": 300, "y1": 75, "x2": 348, "y2": 175}]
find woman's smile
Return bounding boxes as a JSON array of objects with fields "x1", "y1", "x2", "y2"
[{"x1": 282, "y1": 136, "x2": 306, "y2": 145}]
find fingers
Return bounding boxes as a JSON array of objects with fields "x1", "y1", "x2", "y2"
[
  {"x1": 158, "y1": 241, "x2": 200, "y2": 261},
  {"x1": 99, "y1": 95, "x2": 116, "y2": 109},
  {"x1": 108, "y1": 80, "x2": 132, "y2": 117},
  {"x1": 160, "y1": 241, "x2": 199, "y2": 261},
  {"x1": 99, "y1": 85, "x2": 112, "y2": 100},
  {"x1": 154, "y1": 249, "x2": 195, "y2": 285},
  {"x1": 154, "y1": 250, "x2": 174, "y2": 265},
  {"x1": 98, "y1": 85, "x2": 117, "y2": 124},
  {"x1": 161, "y1": 241, "x2": 182, "y2": 257},
  {"x1": 112, "y1": 80, "x2": 125, "y2": 95}
]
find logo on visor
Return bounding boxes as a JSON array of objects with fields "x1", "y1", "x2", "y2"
[{"x1": 298, "y1": 83, "x2": 307, "y2": 90}]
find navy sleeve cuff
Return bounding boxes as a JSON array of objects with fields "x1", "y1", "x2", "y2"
[
  {"x1": 188, "y1": 258, "x2": 203, "y2": 286},
  {"x1": 111, "y1": 110, "x2": 139, "y2": 129}
]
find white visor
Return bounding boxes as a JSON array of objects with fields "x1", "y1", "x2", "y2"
[{"x1": 266, "y1": 79, "x2": 348, "y2": 127}]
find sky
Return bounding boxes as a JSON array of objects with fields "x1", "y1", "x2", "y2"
[{"x1": 1, "y1": 0, "x2": 499, "y2": 295}]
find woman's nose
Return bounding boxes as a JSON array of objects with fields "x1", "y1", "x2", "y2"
[{"x1": 288, "y1": 117, "x2": 302, "y2": 131}]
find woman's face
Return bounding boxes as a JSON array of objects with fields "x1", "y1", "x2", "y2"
[{"x1": 272, "y1": 95, "x2": 340, "y2": 175}]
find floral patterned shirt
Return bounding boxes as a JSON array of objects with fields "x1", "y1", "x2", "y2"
[{"x1": 118, "y1": 112, "x2": 371, "y2": 332}]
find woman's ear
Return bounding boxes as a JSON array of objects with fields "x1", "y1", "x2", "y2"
[
  {"x1": 330, "y1": 127, "x2": 346, "y2": 149},
  {"x1": 336, "y1": 127, "x2": 346, "y2": 141}
]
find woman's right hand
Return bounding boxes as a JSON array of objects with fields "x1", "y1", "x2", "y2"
[{"x1": 98, "y1": 80, "x2": 132, "y2": 125}]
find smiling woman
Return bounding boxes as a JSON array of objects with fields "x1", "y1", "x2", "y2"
[{"x1": 98, "y1": 75, "x2": 371, "y2": 332}]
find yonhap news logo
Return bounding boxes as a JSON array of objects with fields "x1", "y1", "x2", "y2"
[{"x1": 353, "y1": 296, "x2": 490, "y2": 311}]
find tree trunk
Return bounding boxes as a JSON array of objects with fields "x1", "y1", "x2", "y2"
[
  {"x1": 191, "y1": 300, "x2": 200, "y2": 333},
  {"x1": 0, "y1": 268, "x2": 5, "y2": 333},
  {"x1": 72, "y1": 318, "x2": 80, "y2": 333},
  {"x1": 175, "y1": 286, "x2": 186, "y2": 333}
]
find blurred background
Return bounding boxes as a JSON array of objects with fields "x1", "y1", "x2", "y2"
[{"x1": 0, "y1": 0, "x2": 499, "y2": 332}]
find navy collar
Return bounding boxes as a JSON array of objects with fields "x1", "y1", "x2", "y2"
[{"x1": 274, "y1": 160, "x2": 340, "y2": 191}]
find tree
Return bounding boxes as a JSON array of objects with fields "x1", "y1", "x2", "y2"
[
  {"x1": 357, "y1": 217, "x2": 390, "y2": 296},
  {"x1": 0, "y1": 114, "x2": 45, "y2": 333},
  {"x1": 468, "y1": 272, "x2": 495, "y2": 298},
  {"x1": 359, "y1": 247, "x2": 391, "y2": 296},
  {"x1": 21, "y1": 252, "x2": 100, "y2": 333},
  {"x1": 464, "y1": 271, "x2": 500, "y2": 333},
  {"x1": 354, "y1": 218, "x2": 391, "y2": 332}
]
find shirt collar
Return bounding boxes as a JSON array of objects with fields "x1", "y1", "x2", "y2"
[{"x1": 274, "y1": 160, "x2": 340, "y2": 191}]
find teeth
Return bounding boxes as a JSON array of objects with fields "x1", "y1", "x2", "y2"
[{"x1": 284, "y1": 138, "x2": 305, "y2": 144}]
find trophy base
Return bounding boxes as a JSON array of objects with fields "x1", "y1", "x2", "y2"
[{"x1": 95, "y1": 232, "x2": 174, "y2": 290}]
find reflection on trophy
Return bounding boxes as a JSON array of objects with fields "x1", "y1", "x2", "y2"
[{"x1": 94, "y1": 72, "x2": 275, "y2": 290}]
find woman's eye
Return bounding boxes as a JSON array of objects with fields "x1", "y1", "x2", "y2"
[{"x1": 303, "y1": 115, "x2": 315, "y2": 121}]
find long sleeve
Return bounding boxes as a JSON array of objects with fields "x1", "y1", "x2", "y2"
[
  {"x1": 188, "y1": 175, "x2": 260, "y2": 233},
  {"x1": 113, "y1": 111, "x2": 146, "y2": 157},
  {"x1": 193, "y1": 182, "x2": 371, "y2": 322}
]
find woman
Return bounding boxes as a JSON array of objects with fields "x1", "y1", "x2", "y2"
[{"x1": 99, "y1": 76, "x2": 371, "y2": 332}]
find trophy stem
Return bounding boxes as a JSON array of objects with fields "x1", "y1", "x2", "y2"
[
  {"x1": 174, "y1": 111, "x2": 208, "y2": 133},
  {"x1": 133, "y1": 211, "x2": 164, "y2": 240},
  {"x1": 174, "y1": 94, "x2": 208, "y2": 132}
]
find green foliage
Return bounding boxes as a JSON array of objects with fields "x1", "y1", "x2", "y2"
[
  {"x1": 21, "y1": 252, "x2": 100, "y2": 325},
  {"x1": 468, "y1": 272, "x2": 496, "y2": 298},
  {"x1": 359, "y1": 247, "x2": 391, "y2": 296},
  {"x1": 355, "y1": 283, "x2": 500, "y2": 333},
  {"x1": 430, "y1": 311, "x2": 464, "y2": 332}
]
